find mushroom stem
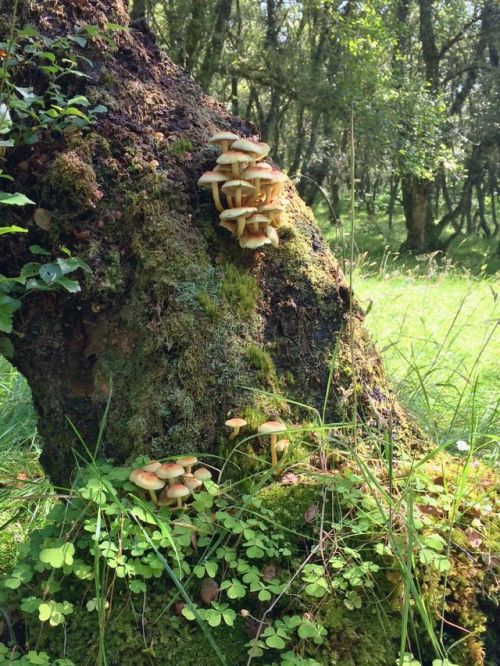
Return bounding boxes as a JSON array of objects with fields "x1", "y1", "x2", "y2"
[
  {"x1": 229, "y1": 426, "x2": 241, "y2": 440},
  {"x1": 235, "y1": 189, "x2": 242, "y2": 207},
  {"x1": 210, "y1": 183, "x2": 224, "y2": 213},
  {"x1": 236, "y1": 216, "x2": 246, "y2": 237},
  {"x1": 221, "y1": 140, "x2": 230, "y2": 152},
  {"x1": 270, "y1": 434, "x2": 278, "y2": 470},
  {"x1": 248, "y1": 179, "x2": 262, "y2": 205},
  {"x1": 231, "y1": 162, "x2": 240, "y2": 178},
  {"x1": 148, "y1": 489, "x2": 158, "y2": 505},
  {"x1": 175, "y1": 497, "x2": 183, "y2": 509}
]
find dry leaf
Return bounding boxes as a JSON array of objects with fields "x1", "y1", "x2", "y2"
[
  {"x1": 200, "y1": 577, "x2": 219, "y2": 605},
  {"x1": 34, "y1": 208, "x2": 52, "y2": 230},
  {"x1": 304, "y1": 503, "x2": 318, "y2": 523},
  {"x1": 465, "y1": 527, "x2": 483, "y2": 549}
]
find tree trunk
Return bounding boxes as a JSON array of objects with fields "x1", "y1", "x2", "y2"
[
  {"x1": 0, "y1": 0, "x2": 418, "y2": 486},
  {"x1": 401, "y1": 176, "x2": 432, "y2": 252}
]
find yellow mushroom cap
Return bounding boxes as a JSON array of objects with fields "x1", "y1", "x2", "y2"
[
  {"x1": 129, "y1": 468, "x2": 142, "y2": 483},
  {"x1": 176, "y1": 456, "x2": 198, "y2": 468},
  {"x1": 142, "y1": 460, "x2": 161, "y2": 473},
  {"x1": 239, "y1": 230, "x2": 272, "y2": 249},
  {"x1": 232, "y1": 138, "x2": 270, "y2": 159},
  {"x1": 221, "y1": 179, "x2": 254, "y2": 194},
  {"x1": 198, "y1": 171, "x2": 230, "y2": 186},
  {"x1": 156, "y1": 463, "x2": 184, "y2": 480},
  {"x1": 167, "y1": 483, "x2": 190, "y2": 500},
  {"x1": 132, "y1": 471, "x2": 165, "y2": 491},
  {"x1": 225, "y1": 417, "x2": 247, "y2": 428},
  {"x1": 248, "y1": 213, "x2": 271, "y2": 226},
  {"x1": 275, "y1": 439, "x2": 290, "y2": 453},
  {"x1": 185, "y1": 477, "x2": 203, "y2": 492},
  {"x1": 193, "y1": 467, "x2": 212, "y2": 481},
  {"x1": 242, "y1": 167, "x2": 274, "y2": 181},
  {"x1": 219, "y1": 206, "x2": 257, "y2": 220},
  {"x1": 258, "y1": 420, "x2": 286, "y2": 435},
  {"x1": 216, "y1": 151, "x2": 251, "y2": 167},
  {"x1": 208, "y1": 131, "x2": 240, "y2": 145}
]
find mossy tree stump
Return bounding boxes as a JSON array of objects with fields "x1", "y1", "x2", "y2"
[{"x1": 0, "y1": 0, "x2": 419, "y2": 484}]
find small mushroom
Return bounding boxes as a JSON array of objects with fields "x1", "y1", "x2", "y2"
[
  {"x1": 176, "y1": 456, "x2": 198, "y2": 475},
  {"x1": 259, "y1": 202, "x2": 284, "y2": 226},
  {"x1": 247, "y1": 213, "x2": 271, "y2": 233},
  {"x1": 242, "y1": 166, "x2": 273, "y2": 205},
  {"x1": 221, "y1": 179, "x2": 254, "y2": 207},
  {"x1": 239, "y1": 228, "x2": 272, "y2": 250},
  {"x1": 184, "y1": 476, "x2": 203, "y2": 494},
  {"x1": 275, "y1": 439, "x2": 290, "y2": 474},
  {"x1": 193, "y1": 467, "x2": 212, "y2": 483},
  {"x1": 157, "y1": 487, "x2": 176, "y2": 507},
  {"x1": 167, "y1": 483, "x2": 190, "y2": 509},
  {"x1": 225, "y1": 417, "x2": 248, "y2": 440},
  {"x1": 263, "y1": 169, "x2": 287, "y2": 204},
  {"x1": 142, "y1": 460, "x2": 162, "y2": 473},
  {"x1": 131, "y1": 470, "x2": 165, "y2": 504},
  {"x1": 219, "y1": 218, "x2": 237, "y2": 236},
  {"x1": 219, "y1": 206, "x2": 257, "y2": 238},
  {"x1": 208, "y1": 131, "x2": 240, "y2": 153},
  {"x1": 216, "y1": 151, "x2": 251, "y2": 179},
  {"x1": 198, "y1": 171, "x2": 229, "y2": 212},
  {"x1": 264, "y1": 225, "x2": 279, "y2": 248},
  {"x1": 156, "y1": 463, "x2": 185, "y2": 486},
  {"x1": 258, "y1": 421, "x2": 286, "y2": 473},
  {"x1": 231, "y1": 138, "x2": 270, "y2": 164}
]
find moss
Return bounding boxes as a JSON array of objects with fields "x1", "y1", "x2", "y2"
[
  {"x1": 244, "y1": 343, "x2": 277, "y2": 386},
  {"x1": 41, "y1": 150, "x2": 100, "y2": 214},
  {"x1": 220, "y1": 264, "x2": 260, "y2": 319}
]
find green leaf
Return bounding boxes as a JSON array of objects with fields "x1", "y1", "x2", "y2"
[
  {"x1": 0, "y1": 192, "x2": 34, "y2": 205},
  {"x1": 265, "y1": 634, "x2": 286, "y2": 649},
  {"x1": 56, "y1": 256, "x2": 92, "y2": 274},
  {"x1": 38, "y1": 602, "x2": 52, "y2": 621},
  {"x1": 30, "y1": 245, "x2": 51, "y2": 256},
  {"x1": 0, "y1": 225, "x2": 28, "y2": 235}
]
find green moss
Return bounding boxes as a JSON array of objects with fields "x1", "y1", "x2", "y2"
[
  {"x1": 41, "y1": 150, "x2": 100, "y2": 214},
  {"x1": 220, "y1": 264, "x2": 259, "y2": 319},
  {"x1": 245, "y1": 344, "x2": 277, "y2": 385}
]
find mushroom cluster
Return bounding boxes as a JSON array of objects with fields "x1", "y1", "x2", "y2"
[
  {"x1": 198, "y1": 131, "x2": 286, "y2": 250},
  {"x1": 129, "y1": 456, "x2": 213, "y2": 510},
  {"x1": 225, "y1": 415, "x2": 290, "y2": 475}
]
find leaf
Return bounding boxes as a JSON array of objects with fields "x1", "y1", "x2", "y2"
[
  {"x1": 0, "y1": 225, "x2": 27, "y2": 235},
  {"x1": 0, "y1": 335, "x2": 14, "y2": 358},
  {"x1": 38, "y1": 602, "x2": 52, "y2": 621},
  {"x1": 56, "y1": 256, "x2": 92, "y2": 274},
  {"x1": 265, "y1": 634, "x2": 286, "y2": 649},
  {"x1": 56, "y1": 277, "x2": 81, "y2": 293},
  {"x1": 67, "y1": 35, "x2": 87, "y2": 47},
  {"x1": 304, "y1": 503, "x2": 318, "y2": 523},
  {"x1": 0, "y1": 192, "x2": 34, "y2": 205},
  {"x1": 34, "y1": 208, "x2": 52, "y2": 229},
  {"x1": 30, "y1": 245, "x2": 51, "y2": 256},
  {"x1": 181, "y1": 606, "x2": 196, "y2": 621},
  {"x1": 39, "y1": 263, "x2": 62, "y2": 284}
]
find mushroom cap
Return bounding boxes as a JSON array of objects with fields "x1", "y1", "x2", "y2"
[
  {"x1": 239, "y1": 230, "x2": 272, "y2": 249},
  {"x1": 129, "y1": 468, "x2": 142, "y2": 483},
  {"x1": 193, "y1": 467, "x2": 212, "y2": 481},
  {"x1": 167, "y1": 483, "x2": 190, "y2": 499},
  {"x1": 258, "y1": 420, "x2": 286, "y2": 435},
  {"x1": 156, "y1": 463, "x2": 185, "y2": 480},
  {"x1": 198, "y1": 171, "x2": 230, "y2": 185},
  {"x1": 252, "y1": 162, "x2": 273, "y2": 171},
  {"x1": 267, "y1": 169, "x2": 287, "y2": 184},
  {"x1": 142, "y1": 460, "x2": 162, "y2": 473},
  {"x1": 275, "y1": 439, "x2": 290, "y2": 453},
  {"x1": 242, "y1": 167, "x2": 274, "y2": 181},
  {"x1": 216, "y1": 150, "x2": 252, "y2": 166},
  {"x1": 157, "y1": 488, "x2": 176, "y2": 506},
  {"x1": 225, "y1": 417, "x2": 247, "y2": 428},
  {"x1": 247, "y1": 214, "x2": 271, "y2": 226},
  {"x1": 185, "y1": 477, "x2": 203, "y2": 492},
  {"x1": 232, "y1": 138, "x2": 270, "y2": 158},
  {"x1": 219, "y1": 206, "x2": 257, "y2": 220},
  {"x1": 221, "y1": 179, "x2": 255, "y2": 193},
  {"x1": 265, "y1": 225, "x2": 280, "y2": 247},
  {"x1": 176, "y1": 455, "x2": 198, "y2": 468},
  {"x1": 208, "y1": 131, "x2": 240, "y2": 145},
  {"x1": 133, "y1": 470, "x2": 166, "y2": 490},
  {"x1": 260, "y1": 202, "x2": 284, "y2": 214}
]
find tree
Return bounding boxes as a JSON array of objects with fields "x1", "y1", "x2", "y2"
[{"x1": 0, "y1": 0, "x2": 417, "y2": 485}]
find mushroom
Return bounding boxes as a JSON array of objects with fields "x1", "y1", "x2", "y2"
[
  {"x1": 142, "y1": 460, "x2": 162, "y2": 473},
  {"x1": 262, "y1": 169, "x2": 287, "y2": 204},
  {"x1": 220, "y1": 206, "x2": 257, "y2": 238},
  {"x1": 167, "y1": 483, "x2": 190, "y2": 509},
  {"x1": 264, "y1": 225, "x2": 279, "y2": 248},
  {"x1": 216, "y1": 151, "x2": 251, "y2": 179},
  {"x1": 259, "y1": 202, "x2": 284, "y2": 226},
  {"x1": 131, "y1": 470, "x2": 165, "y2": 504},
  {"x1": 219, "y1": 218, "x2": 237, "y2": 236},
  {"x1": 156, "y1": 463, "x2": 184, "y2": 486},
  {"x1": 225, "y1": 417, "x2": 248, "y2": 440},
  {"x1": 176, "y1": 456, "x2": 198, "y2": 475},
  {"x1": 247, "y1": 213, "x2": 271, "y2": 233},
  {"x1": 242, "y1": 167, "x2": 274, "y2": 205},
  {"x1": 239, "y1": 229, "x2": 272, "y2": 250},
  {"x1": 221, "y1": 179, "x2": 254, "y2": 208},
  {"x1": 258, "y1": 421, "x2": 286, "y2": 472},
  {"x1": 193, "y1": 467, "x2": 212, "y2": 483},
  {"x1": 157, "y1": 487, "x2": 176, "y2": 507},
  {"x1": 232, "y1": 138, "x2": 270, "y2": 164},
  {"x1": 184, "y1": 476, "x2": 203, "y2": 494},
  {"x1": 208, "y1": 131, "x2": 240, "y2": 153},
  {"x1": 275, "y1": 439, "x2": 290, "y2": 474},
  {"x1": 198, "y1": 171, "x2": 229, "y2": 213}
]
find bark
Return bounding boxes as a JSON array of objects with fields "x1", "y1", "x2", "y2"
[
  {"x1": 0, "y1": 0, "x2": 419, "y2": 485},
  {"x1": 401, "y1": 176, "x2": 432, "y2": 252}
]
